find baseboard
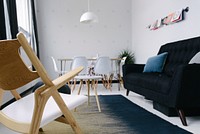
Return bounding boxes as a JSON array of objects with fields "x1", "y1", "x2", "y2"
[{"x1": 70, "y1": 80, "x2": 119, "y2": 84}]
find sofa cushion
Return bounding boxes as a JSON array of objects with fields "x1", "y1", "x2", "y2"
[
  {"x1": 158, "y1": 37, "x2": 200, "y2": 76},
  {"x1": 143, "y1": 52, "x2": 168, "y2": 73},
  {"x1": 124, "y1": 73, "x2": 171, "y2": 94}
]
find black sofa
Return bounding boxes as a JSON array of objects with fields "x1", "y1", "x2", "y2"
[{"x1": 123, "y1": 36, "x2": 200, "y2": 126}]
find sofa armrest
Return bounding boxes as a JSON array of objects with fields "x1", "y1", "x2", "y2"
[
  {"x1": 122, "y1": 64, "x2": 145, "y2": 76},
  {"x1": 169, "y1": 64, "x2": 200, "y2": 108}
]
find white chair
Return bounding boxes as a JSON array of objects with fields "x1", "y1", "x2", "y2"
[
  {"x1": 71, "y1": 56, "x2": 88, "y2": 92},
  {"x1": 94, "y1": 56, "x2": 113, "y2": 89},
  {"x1": 51, "y1": 56, "x2": 67, "y2": 76},
  {"x1": 0, "y1": 33, "x2": 87, "y2": 134},
  {"x1": 71, "y1": 56, "x2": 88, "y2": 75},
  {"x1": 51, "y1": 56, "x2": 72, "y2": 89}
]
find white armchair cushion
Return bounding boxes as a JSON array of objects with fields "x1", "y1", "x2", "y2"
[{"x1": 2, "y1": 93, "x2": 87, "y2": 127}]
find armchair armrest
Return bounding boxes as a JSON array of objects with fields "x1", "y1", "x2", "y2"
[
  {"x1": 169, "y1": 64, "x2": 200, "y2": 107},
  {"x1": 122, "y1": 64, "x2": 145, "y2": 76}
]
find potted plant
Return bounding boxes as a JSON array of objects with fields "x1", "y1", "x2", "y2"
[
  {"x1": 118, "y1": 49, "x2": 135, "y2": 64},
  {"x1": 117, "y1": 49, "x2": 135, "y2": 88}
]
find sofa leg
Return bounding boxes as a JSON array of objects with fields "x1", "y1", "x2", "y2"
[
  {"x1": 177, "y1": 109, "x2": 187, "y2": 126},
  {"x1": 126, "y1": 90, "x2": 129, "y2": 96}
]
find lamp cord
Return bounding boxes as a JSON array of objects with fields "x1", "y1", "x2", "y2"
[{"x1": 88, "y1": 0, "x2": 90, "y2": 11}]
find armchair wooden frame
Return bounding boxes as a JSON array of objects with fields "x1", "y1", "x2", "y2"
[{"x1": 0, "y1": 33, "x2": 87, "y2": 134}]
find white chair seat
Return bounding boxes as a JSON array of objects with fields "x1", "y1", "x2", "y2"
[{"x1": 2, "y1": 93, "x2": 87, "y2": 127}]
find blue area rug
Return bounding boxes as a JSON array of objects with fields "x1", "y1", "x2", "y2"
[
  {"x1": 98, "y1": 95, "x2": 191, "y2": 134},
  {"x1": 40, "y1": 95, "x2": 192, "y2": 134}
]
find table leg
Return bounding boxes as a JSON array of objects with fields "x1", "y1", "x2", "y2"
[
  {"x1": 94, "y1": 85, "x2": 101, "y2": 112},
  {"x1": 77, "y1": 80, "x2": 83, "y2": 95},
  {"x1": 86, "y1": 80, "x2": 90, "y2": 106}
]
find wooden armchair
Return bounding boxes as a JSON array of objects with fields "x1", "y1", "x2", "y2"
[{"x1": 0, "y1": 33, "x2": 87, "y2": 134}]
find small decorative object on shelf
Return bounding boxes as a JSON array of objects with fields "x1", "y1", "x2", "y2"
[{"x1": 147, "y1": 7, "x2": 189, "y2": 31}]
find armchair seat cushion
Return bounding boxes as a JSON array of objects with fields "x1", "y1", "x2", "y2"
[{"x1": 2, "y1": 93, "x2": 87, "y2": 127}]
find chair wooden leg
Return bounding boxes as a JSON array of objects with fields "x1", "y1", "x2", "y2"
[
  {"x1": 105, "y1": 75, "x2": 109, "y2": 89},
  {"x1": 52, "y1": 92, "x2": 82, "y2": 134},
  {"x1": 102, "y1": 75, "x2": 107, "y2": 89},
  {"x1": 118, "y1": 74, "x2": 124, "y2": 88},
  {"x1": 30, "y1": 97, "x2": 47, "y2": 134},
  {"x1": 177, "y1": 109, "x2": 187, "y2": 126},
  {"x1": 108, "y1": 74, "x2": 113, "y2": 88},
  {"x1": 94, "y1": 80, "x2": 99, "y2": 89},
  {"x1": 91, "y1": 80, "x2": 95, "y2": 89}
]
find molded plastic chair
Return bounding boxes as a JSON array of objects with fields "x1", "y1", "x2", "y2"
[
  {"x1": 51, "y1": 57, "x2": 72, "y2": 88},
  {"x1": 51, "y1": 56, "x2": 68, "y2": 76},
  {"x1": 0, "y1": 33, "x2": 87, "y2": 134},
  {"x1": 71, "y1": 56, "x2": 88, "y2": 75},
  {"x1": 71, "y1": 56, "x2": 88, "y2": 91},
  {"x1": 94, "y1": 56, "x2": 113, "y2": 89},
  {"x1": 51, "y1": 56, "x2": 60, "y2": 76}
]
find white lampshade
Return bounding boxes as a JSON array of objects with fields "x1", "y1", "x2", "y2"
[
  {"x1": 80, "y1": 0, "x2": 98, "y2": 24},
  {"x1": 80, "y1": 11, "x2": 98, "y2": 23}
]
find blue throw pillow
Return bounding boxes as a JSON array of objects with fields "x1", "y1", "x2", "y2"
[{"x1": 143, "y1": 52, "x2": 168, "y2": 73}]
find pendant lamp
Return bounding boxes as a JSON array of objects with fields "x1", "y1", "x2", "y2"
[{"x1": 80, "y1": 0, "x2": 98, "y2": 23}]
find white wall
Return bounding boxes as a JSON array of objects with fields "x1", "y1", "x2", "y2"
[
  {"x1": 35, "y1": 0, "x2": 200, "y2": 78},
  {"x1": 132, "y1": 0, "x2": 200, "y2": 63},
  {"x1": 35, "y1": 0, "x2": 132, "y2": 79}
]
